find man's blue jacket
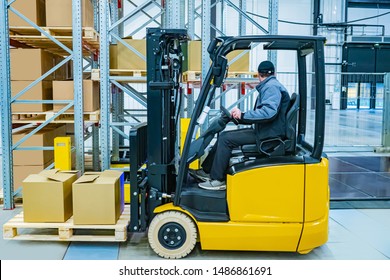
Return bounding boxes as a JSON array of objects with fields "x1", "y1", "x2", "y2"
[{"x1": 240, "y1": 76, "x2": 291, "y2": 141}]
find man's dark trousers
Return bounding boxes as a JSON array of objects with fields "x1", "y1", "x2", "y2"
[{"x1": 201, "y1": 128, "x2": 256, "y2": 181}]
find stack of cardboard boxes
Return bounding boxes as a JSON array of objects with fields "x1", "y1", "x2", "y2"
[
  {"x1": 45, "y1": 0, "x2": 94, "y2": 28},
  {"x1": 10, "y1": 0, "x2": 100, "y2": 189},
  {"x1": 22, "y1": 169, "x2": 124, "y2": 225},
  {"x1": 111, "y1": 39, "x2": 249, "y2": 72},
  {"x1": 9, "y1": 0, "x2": 94, "y2": 28}
]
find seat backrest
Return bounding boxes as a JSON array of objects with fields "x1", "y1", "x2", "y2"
[{"x1": 284, "y1": 93, "x2": 299, "y2": 153}]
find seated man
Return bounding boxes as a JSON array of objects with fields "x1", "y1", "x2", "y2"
[{"x1": 190, "y1": 60, "x2": 291, "y2": 190}]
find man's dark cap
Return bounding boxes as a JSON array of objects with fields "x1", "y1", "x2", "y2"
[{"x1": 258, "y1": 60, "x2": 275, "y2": 74}]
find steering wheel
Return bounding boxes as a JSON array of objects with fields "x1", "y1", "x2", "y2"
[{"x1": 220, "y1": 106, "x2": 239, "y2": 125}]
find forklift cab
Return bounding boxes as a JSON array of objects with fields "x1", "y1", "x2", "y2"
[{"x1": 129, "y1": 29, "x2": 329, "y2": 259}]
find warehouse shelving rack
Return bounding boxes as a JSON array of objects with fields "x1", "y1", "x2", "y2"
[
  {"x1": 98, "y1": 0, "x2": 189, "y2": 169},
  {"x1": 1, "y1": 0, "x2": 99, "y2": 209},
  {"x1": 1, "y1": 0, "x2": 280, "y2": 210}
]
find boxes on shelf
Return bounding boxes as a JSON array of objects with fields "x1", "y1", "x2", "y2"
[
  {"x1": 54, "y1": 55, "x2": 74, "y2": 81},
  {"x1": 12, "y1": 124, "x2": 66, "y2": 166},
  {"x1": 52, "y1": 80, "x2": 100, "y2": 113},
  {"x1": 22, "y1": 169, "x2": 79, "y2": 222},
  {"x1": 72, "y1": 171, "x2": 122, "y2": 225},
  {"x1": 117, "y1": 39, "x2": 146, "y2": 70},
  {"x1": 46, "y1": 0, "x2": 94, "y2": 28},
  {"x1": 13, "y1": 162, "x2": 52, "y2": 191},
  {"x1": 182, "y1": 40, "x2": 203, "y2": 72},
  {"x1": 11, "y1": 81, "x2": 53, "y2": 112},
  {"x1": 110, "y1": 44, "x2": 118, "y2": 69},
  {"x1": 10, "y1": 49, "x2": 55, "y2": 81},
  {"x1": 9, "y1": 0, "x2": 46, "y2": 27},
  {"x1": 183, "y1": 40, "x2": 249, "y2": 72}
]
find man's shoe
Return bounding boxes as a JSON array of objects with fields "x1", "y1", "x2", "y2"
[
  {"x1": 189, "y1": 169, "x2": 210, "y2": 182},
  {"x1": 198, "y1": 179, "x2": 226, "y2": 191}
]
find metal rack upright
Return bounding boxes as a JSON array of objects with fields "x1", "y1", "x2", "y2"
[{"x1": 1, "y1": 0, "x2": 97, "y2": 209}]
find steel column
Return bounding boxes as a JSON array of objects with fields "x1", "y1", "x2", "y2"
[
  {"x1": 92, "y1": 124, "x2": 100, "y2": 171},
  {"x1": 382, "y1": 73, "x2": 390, "y2": 149},
  {"x1": 187, "y1": 0, "x2": 195, "y2": 39},
  {"x1": 73, "y1": 0, "x2": 85, "y2": 173},
  {"x1": 267, "y1": 0, "x2": 278, "y2": 65},
  {"x1": 239, "y1": 0, "x2": 246, "y2": 35},
  {"x1": 201, "y1": 0, "x2": 211, "y2": 85},
  {"x1": 0, "y1": 0, "x2": 14, "y2": 209},
  {"x1": 93, "y1": 0, "x2": 99, "y2": 31},
  {"x1": 99, "y1": 0, "x2": 111, "y2": 170},
  {"x1": 112, "y1": 88, "x2": 121, "y2": 162},
  {"x1": 111, "y1": 0, "x2": 120, "y2": 162},
  {"x1": 165, "y1": 0, "x2": 185, "y2": 28},
  {"x1": 220, "y1": 0, "x2": 226, "y2": 35},
  {"x1": 118, "y1": 3, "x2": 125, "y2": 148}
]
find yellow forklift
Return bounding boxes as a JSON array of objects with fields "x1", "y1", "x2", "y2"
[{"x1": 129, "y1": 28, "x2": 329, "y2": 258}]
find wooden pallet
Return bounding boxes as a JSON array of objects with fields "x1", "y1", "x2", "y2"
[
  {"x1": 183, "y1": 70, "x2": 258, "y2": 82},
  {"x1": 12, "y1": 110, "x2": 100, "y2": 124},
  {"x1": 110, "y1": 69, "x2": 147, "y2": 77},
  {"x1": 9, "y1": 26, "x2": 99, "y2": 56},
  {"x1": 3, "y1": 205, "x2": 130, "y2": 242},
  {"x1": 91, "y1": 69, "x2": 147, "y2": 82}
]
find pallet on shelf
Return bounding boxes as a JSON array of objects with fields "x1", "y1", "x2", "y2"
[
  {"x1": 91, "y1": 69, "x2": 147, "y2": 81},
  {"x1": 3, "y1": 205, "x2": 130, "y2": 242},
  {"x1": 12, "y1": 110, "x2": 100, "y2": 124},
  {"x1": 9, "y1": 26, "x2": 99, "y2": 56}
]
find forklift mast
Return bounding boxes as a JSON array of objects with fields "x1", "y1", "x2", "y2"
[{"x1": 129, "y1": 28, "x2": 188, "y2": 232}]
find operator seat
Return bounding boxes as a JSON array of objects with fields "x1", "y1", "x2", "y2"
[{"x1": 241, "y1": 92, "x2": 300, "y2": 158}]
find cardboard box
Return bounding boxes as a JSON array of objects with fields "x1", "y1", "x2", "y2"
[
  {"x1": 12, "y1": 124, "x2": 66, "y2": 166},
  {"x1": 11, "y1": 49, "x2": 55, "y2": 81},
  {"x1": 22, "y1": 169, "x2": 79, "y2": 222},
  {"x1": 110, "y1": 44, "x2": 118, "y2": 69},
  {"x1": 11, "y1": 81, "x2": 53, "y2": 112},
  {"x1": 54, "y1": 55, "x2": 73, "y2": 80},
  {"x1": 117, "y1": 39, "x2": 146, "y2": 70},
  {"x1": 183, "y1": 40, "x2": 249, "y2": 72},
  {"x1": 46, "y1": 0, "x2": 94, "y2": 28},
  {"x1": 13, "y1": 163, "x2": 52, "y2": 191},
  {"x1": 101, "y1": 170, "x2": 125, "y2": 214},
  {"x1": 72, "y1": 173, "x2": 121, "y2": 225},
  {"x1": 53, "y1": 80, "x2": 100, "y2": 113},
  {"x1": 9, "y1": 0, "x2": 46, "y2": 27}
]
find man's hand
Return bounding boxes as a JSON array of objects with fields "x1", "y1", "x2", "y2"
[{"x1": 231, "y1": 107, "x2": 242, "y2": 120}]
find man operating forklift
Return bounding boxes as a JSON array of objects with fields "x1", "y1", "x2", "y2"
[
  {"x1": 130, "y1": 31, "x2": 329, "y2": 258},
  {"x1": 190, "y1": 60, "x2": 291, "y2": 190}
]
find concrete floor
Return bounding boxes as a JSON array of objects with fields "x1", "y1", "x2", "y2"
[{"x1": 1, "y1": 205, "x2": 389, "y2": 260}]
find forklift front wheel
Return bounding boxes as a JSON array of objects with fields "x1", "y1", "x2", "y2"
[{"x1": 148, "y1": 211, "x2": 197, "y2": 259}]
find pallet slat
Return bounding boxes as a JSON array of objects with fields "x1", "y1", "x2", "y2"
[
  {"x1": 12, "y1": 110, "x2": 100, "y2": 124},
  {"x1": 3, "y1": 205, "x2": 130, "y2": 242}
]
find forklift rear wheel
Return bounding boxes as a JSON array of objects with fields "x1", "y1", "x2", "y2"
[{"x1": 148, "y1": 211, "x2": 197, "y2": 259}]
